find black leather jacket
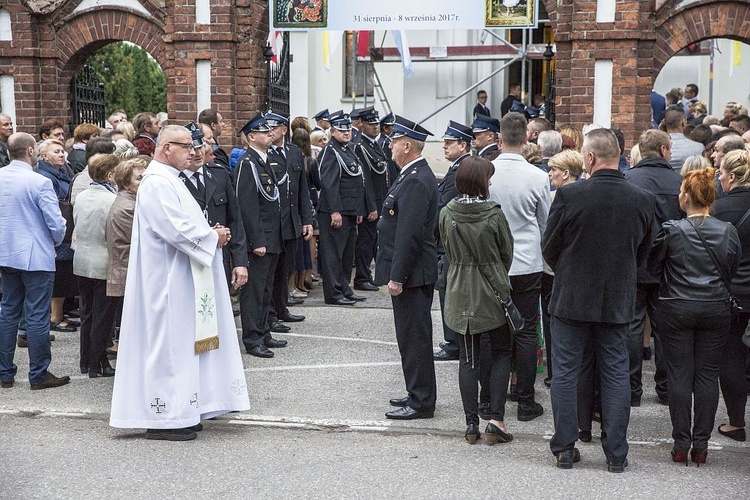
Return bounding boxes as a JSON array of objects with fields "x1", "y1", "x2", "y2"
[{"x1": 648, "y1": 216, "x2": 741, "y2": 302}]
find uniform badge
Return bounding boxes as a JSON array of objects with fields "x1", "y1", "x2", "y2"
[{"x1": 389, "y1": 209, "x2": 395, "y2": 216}]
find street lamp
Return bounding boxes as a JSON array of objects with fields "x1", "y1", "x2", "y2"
[
  {"x1": 263, "y1": 42, "x2": 275, "y2": 111},
  {"x1": 543, "y1": 42, "x2": 556, "y2": 129}
]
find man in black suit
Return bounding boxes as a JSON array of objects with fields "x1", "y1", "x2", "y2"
[
  {"x1": 353, "y1": 108, "x2": 393, "y2": 292},
  {"x1": 543, "y1": 128, "x2": 657, "y2": 472},
  {"x1": 375, "y1": 115, "x2": 439, "y2": 420},
  {"x1": 264, "y1": 111, "x2": 315, "y2": 332},
  {"x1": 317, "y1": 111, "x2": 370, "y2": 306},
  {"x1": 500, "y1": 83, "x2": 523, "y2": 117},
  {"x1": 472, "y1": 90, "x2": 491, "y2": 119},
  {"x1": 234, "y1": 114, "x2": 288, "y2": 358},
  {"x1": 433, "y1": 121, "x2": 473, "y2": 362},
  {"x1": 182, "y1": 122, "x2": 249, "y2": 291},
  {"x1": 198, "y1": 108, "x2": 230, "y2": 169},
  {"x1": 471, "y1": 114, "x2": 501, "y2": 161}
]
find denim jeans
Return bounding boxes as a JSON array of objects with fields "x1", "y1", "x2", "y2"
[
  {"x1": 0, "y1": 267, "x2": 55, "y2": 383},
  {"x1": 550, "y1": 315, "x2": 631, "y2": 464}
]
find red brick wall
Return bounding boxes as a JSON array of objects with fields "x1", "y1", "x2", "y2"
[{"x1": 0, "y1": 0, "x2": 269, "y2": 147}]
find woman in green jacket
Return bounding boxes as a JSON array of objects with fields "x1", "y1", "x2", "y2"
[{"x1": 439, "y1": 156, "x2": 515, "y2": 444}]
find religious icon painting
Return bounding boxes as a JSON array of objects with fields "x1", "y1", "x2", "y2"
[
  {"x1": 485, "y1": 0, "x2": 538, "y2": 28},
  {"x1": 273, "y1": 0, "x2": 328, "y2": 29}
]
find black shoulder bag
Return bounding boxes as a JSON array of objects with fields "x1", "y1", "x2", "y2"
[
  {"x1": 685, "y1": 218, "x2": 741, "y2": 315},
  {"x1": 450, "y1": 219, "x2": 524, "y2": 337}
]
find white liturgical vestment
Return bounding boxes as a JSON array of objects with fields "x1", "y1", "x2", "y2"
[{"x1": 110, "y1": 160, "x2": 250, "y2": 429}]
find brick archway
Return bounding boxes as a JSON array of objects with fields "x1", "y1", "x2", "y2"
[{"x1": 654, "y1": 0, "x2": 750, "y2": 74}]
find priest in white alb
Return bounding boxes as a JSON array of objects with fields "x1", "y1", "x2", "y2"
[{"x1": 110, "y1": 125, "x2": 250, "y2": 441}]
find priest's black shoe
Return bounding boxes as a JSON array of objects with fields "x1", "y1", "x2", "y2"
[
  {"x1": 247, "y1": 345, "x2": 274, "y2": 358},
  {"x1": 354, "y1": 282, "x2": 379, "y2": 291},
  {"x1": 326, "y1": 298, "x2": 356, "y2": 306},
  {"x1": 434, "y1": 349, "x2": 459, "y2": 361},
  {"x1": 389, "y1": 396, "x2": 408, "y2": 407},
  {"x1": 279, "y1": 313, "x2": 305, "y2": 322},
  {"x1": 385, "y1": 406, "x2": 434, "y2": 420},
  {"x1": 270, "y1": 321, "x2": 291, "y2": 333},
  {"x1": 265, "y1": 337, "x2": 288, "y2": 348},
  {"x1": 346, "y1": 294, "x2": 366, "y2": 301},
  {"x1": 555, "y1": 448, "x2": 581, "y2": 469},
  {"x1": 186, "y1": 423, "x2": 203, "y2": 432},
  {"x1": 145, "y1": 428, "x2": 197, "y2": 441}
]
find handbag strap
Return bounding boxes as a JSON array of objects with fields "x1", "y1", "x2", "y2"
[
  {"x1": 684, "y1": 218, "x2": 733, "y2": 295},
  {"x1": 451, "y1": 219, "x2": 503, "y2": 299},
  {"x1": 735, "y1": 207, "x2": 750, "y2": 230}
]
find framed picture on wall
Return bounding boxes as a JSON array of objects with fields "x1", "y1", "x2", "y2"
[
  {"x1": 485, "y1": 0, "x2": 538, "y2": 28},
  {"x1": 273, "y1": 0, "x2": 328, "y2": 29}
]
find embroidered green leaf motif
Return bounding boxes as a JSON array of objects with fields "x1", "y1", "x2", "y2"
[{"x1": 199, "y1": 293, "x2": 215, "y2": 324}]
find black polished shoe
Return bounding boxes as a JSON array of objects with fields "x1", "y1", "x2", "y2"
[
  {"x1": 89, "y1": 366, "x2": 115, "y2": 378},
  {"x1": 518, "y1": 402, "x2": 544, "y2": 421},
  {"x1": 555, "y1": 448, "x2": 581, "y2": 469},
  {"x1": 433, "y1": 349, "x2": 459, "y2": 361},
  {"x1": 80, "y1": 365, "x2": 90, "y2": 375},
  {"x1": 718, "y1": 424, "x2": 747, "y2": 442},
  {"x1": 30, "y1": 372, "x2": 71, "y2": 390},
  {"x1": 485, "y1": 422, "x2": 513, "y2": 444},
  {"x1": 145, "y1": 428, "x2": 197, "y2": 441},
  {"x1": 185, "y1": 423, "x2": 204, "y2": 432},
  {"x1": 385, "y1": 406, "x2": 434, "y2": 420},
  {"x1": 478, "y1": 402, "x2": 491, "y2": 421},
  {"x1": 578, "y1": 430, "x2": 592, "y2": 443},
  {"x1": 326, "y1": 298, "x2": 357, "y2": 306},
  {"x1": 279, "y1": 313, "x2": 305, "y2": 322},
  {"x1": 269, "y1": 321, "x2": 291, "y2": 333},
  {"x1": 465, "y1": 423, "x2": 481, "y2": 445},
  {"x1": 265, "y1": 337, "x2": 288, "y2": 348},
  {"x1": 345, "y1": 294, "x2": 367, "y2": 301},
  {"x1": 287, "y1": 296, "x2": 305, "y2": 305},
  {"x1": 353, "y1": 282, "x2": 379, "y2": 291},
  {"x1": 50, "y1": 321, "x2": 76, "y2": 333},
  {"x1": 389, "y1": 396, "x2": 408, "y2": 407},
  {"x1": 246, "y1": 345, "x2": 274, "y2": 358},
  {"x1": 607, "y1": 458, "x2": 629, "y2": 473}
]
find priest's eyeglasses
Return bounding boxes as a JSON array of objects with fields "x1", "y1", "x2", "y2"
[{"x1": 168, "y1": 141, "x2": 196, "y2": 151}]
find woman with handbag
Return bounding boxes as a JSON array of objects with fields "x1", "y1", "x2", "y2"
[
  {"x1": 649, "y1": 167, "x2": 741, "y2": 465},
  {"x1": 439, "y1": 156, "x2": 515, "y2": 445},
  {"x1": 713, "y1": 149, "x2": 750, "y2": 443}
]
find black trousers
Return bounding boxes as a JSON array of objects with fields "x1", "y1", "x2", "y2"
[
  {"x1": 240, "y1": 252, "x2": 279, "y2": 349},
  {"x1": 354, "y1": 218, "x2": 377, "y2": 285},
  {"x1": 719, "y1": 312, "x2": 750, "y2": 428},
  {"x1": 510, "y1": 272, "x2": 542, "y2": 406},
  {"x1": 268, "y1": 238, "x2": 297, "y2": 323},
  {"x1": 318, "y1": 212, "x2": 356, "y2": 302},
  {"x1": 457, "y1": 326, "x2": 512, "y2": 425},
  {"x1": 541, "y1": 272, "x2": 554, "y2": 381},
  {"x1": 392, "y1": 285, "x2": 436, "y2": 412},
  {"x1": 627, "y1": 283, "x2": 668, "y2": 403},
  {"x1": 657, "y1": 299, "x2": 731, "y2": 450},
  {"x1": 76, "y1": 276, "x2": 118, "y2": 369}
]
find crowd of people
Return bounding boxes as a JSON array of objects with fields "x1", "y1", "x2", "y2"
[{"x1": 0, "y1": 83, "x2": 749, "y2": 463}]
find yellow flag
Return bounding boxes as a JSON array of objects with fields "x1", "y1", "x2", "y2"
[{"x1": 731, "y1": 40, "x2": 742, "y2": 78}]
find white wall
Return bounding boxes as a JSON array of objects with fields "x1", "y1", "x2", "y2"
[{"x1": 654, "y1": 39, "x2": 750, "y2": 116}]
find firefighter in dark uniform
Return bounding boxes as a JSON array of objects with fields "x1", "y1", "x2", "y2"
[
  {"x1": 234, "y1": 114, "x2": 288, "y2": 358},
  {"x1": 317, "y1": 111, "x2": 369, "y2": 306},
  {"x1": 375, "y1": 115, "x2": 439, "y2": 420},
  {"x1": 311, "y1": 108, "x2": 330, "y2": 134},
  {"x1": 433, "y1": 121, "x2": 474, "y2": 362},
  {"x1": 264, "y1": 111, "x2": 314, "y2": 332},
  {"x1": 472, "y1": 114, "x2": 501, "y2": 161},
  {"x1": 377, "y1": 113, "x2": 395, "y2": 162},
  {"x1": 180, "y1": 122, "x2": 249, "y2": 292},
  {"x1": 353, "y1": 107, "x2": 393, "y2": 291},
  {"x1": 349, "y1": 107, "x2": 365, "y2": 145}
]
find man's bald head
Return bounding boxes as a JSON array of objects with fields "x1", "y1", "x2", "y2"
[
  {"x1": 154, "y1": 125, "x2": 195, "y2": 170},
  {"x1": 8, "y1": 132, "x2": 37, "y2": 162}
]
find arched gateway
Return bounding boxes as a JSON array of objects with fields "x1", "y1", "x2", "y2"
[{"x1": 0, "y1": 0, "x2": 269, "y2": 138}]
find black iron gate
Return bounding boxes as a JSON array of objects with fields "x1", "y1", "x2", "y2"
[
  {"x1": 266, "y1": 32, "x2": 290, "y2": 115},
  {"x1": 70, "y1": 64, "x2": 106, "y2": 132}
]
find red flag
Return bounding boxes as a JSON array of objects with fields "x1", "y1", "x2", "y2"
[{"x1": 357, "y1": 31, "x2": 370, "y2": 58}]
